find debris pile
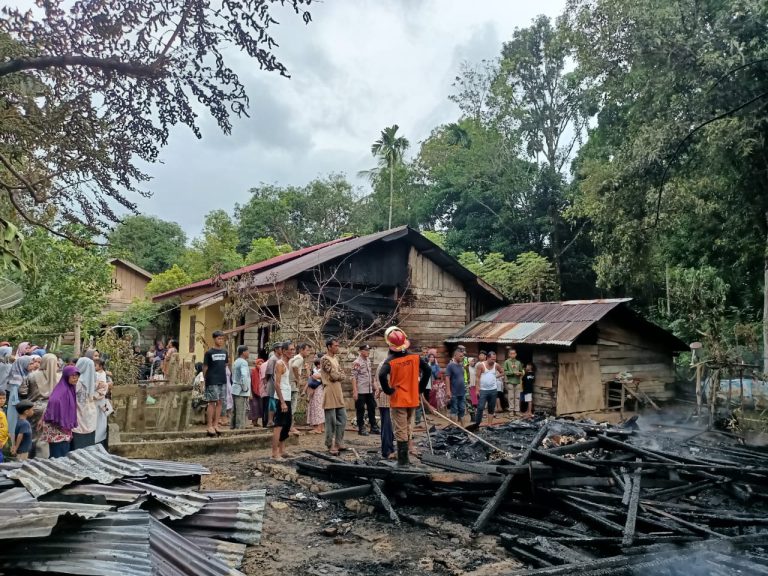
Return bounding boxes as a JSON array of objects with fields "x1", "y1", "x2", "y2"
[
  {"x1": 0, "y1": 445, "x2": 265, "y2": 576},
  {"x1": 297, "y1": 417, "x2": 768, "y2": 574}
]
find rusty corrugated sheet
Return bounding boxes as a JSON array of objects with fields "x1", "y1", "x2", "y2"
[
  {"x1": 151, "y1": 518, "x2": 246, "y2": 576},
  {"x1": 170, "y1": 489, "x2": 266, "y2": 545},
  {"x1": 447, "y1": 299, "x2": 631, "y2": 346},
  {"x1": 186, "y1": 536, "x2": 248, "y2": 570},
  {"x1": 0, "y1": 510, "x2": 153, "y2": 576},
  {"x1": 5, "y1": 444, "x2": 144, "y2": 497}
]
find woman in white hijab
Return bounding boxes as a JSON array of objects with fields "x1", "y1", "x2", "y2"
[
  {"x1": 72, "y1": 356, "x2": 98, "y2": 449},
  {"x1": 0, "y1": 345, "x2": 13, "y2": 396}
]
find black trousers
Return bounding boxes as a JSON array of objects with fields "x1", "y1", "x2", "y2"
[
  {"x1": 274, "y1": 402, "x2": 292, "y2": 442},
  {"x1": 355, "y1": 393, "x2": 377, "y2": 430},
  {"x1": 498, "y1": 389, "x2": 509, "y2": 411}
]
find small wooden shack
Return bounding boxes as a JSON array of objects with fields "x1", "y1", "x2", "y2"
[
  {"x1": 106, "y1": 258, "x2": 153, "y2": 313},
  {"x1": 447, "y1": 299, "x2": 688, "y2": 416}
]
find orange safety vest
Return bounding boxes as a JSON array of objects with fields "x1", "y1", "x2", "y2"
[{"x1": 388, "y1": 354, "x2": 421, "y2": 408}]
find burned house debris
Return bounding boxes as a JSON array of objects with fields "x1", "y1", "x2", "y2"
[
  {"x1": 0, "y1": 445, "x2": 265, "y2": 576},
  {"x1": 295, "y1": 415, "x2": 768, "y2": 574}
]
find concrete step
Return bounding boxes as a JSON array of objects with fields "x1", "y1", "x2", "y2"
[{"x1": 111, "y1": 431, "x2": 298, "y2": 459}]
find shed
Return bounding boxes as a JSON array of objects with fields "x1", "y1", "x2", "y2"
[{"x1": 446, "y1": 299, "x2": 688, "y2": 416}]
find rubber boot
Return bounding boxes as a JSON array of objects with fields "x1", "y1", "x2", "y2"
[{"x1": 396, "y1": 441, "x2": 410, "y2": 467}]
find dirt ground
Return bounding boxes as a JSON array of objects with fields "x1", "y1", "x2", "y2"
[{"x1": 190, "y1": 417, "x2": 525, "y2": 576}]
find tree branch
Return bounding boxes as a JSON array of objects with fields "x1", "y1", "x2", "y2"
[
  {"x1": 0, "y1": 150, "x2": 45, "y2": 202},
  {"x1": 652, "y1": 89, "x2": 768, "y2": 227},
  {"x1": 0, "y1": 55, "x2": 164, "y2": 79}
]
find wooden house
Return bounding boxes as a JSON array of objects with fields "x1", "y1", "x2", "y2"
[
  {"x1": 446, "y1": 299, "x2": 688, "y2": 416},
  {"x1": 105, "y1": 258, "x2": 153, "y2": 313},
  {"x1": 153, "y1": 226, "x2": 506, "y2": 366}
]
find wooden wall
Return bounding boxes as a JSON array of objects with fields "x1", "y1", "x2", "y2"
[
  {"x1": 533, "y1": 349, "x2": 558, "y2": 412},
  {"x1": 597, "y1": 320, "x2": 677, "y2": 401},
  {"x1": 106, "y1": 263, "x2": 150, "y2": 313},
  {"x1": 399, "y1": 247, "x2": 468, "y2": 367},
  {"x1": 555, "y1": 345, "x2": 604, "y2": 414}
]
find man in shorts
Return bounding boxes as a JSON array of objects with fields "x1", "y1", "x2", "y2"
[{"x1": 203, "y1": 330, "x2": 229, "y2": 436}]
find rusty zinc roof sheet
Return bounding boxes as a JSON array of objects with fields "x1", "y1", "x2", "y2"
[{"x1": 446, "y1": 299, "x2": 632, "y2": 346}]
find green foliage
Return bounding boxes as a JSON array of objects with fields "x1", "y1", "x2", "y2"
[
  {"x1": 664, "y1": 266, "x2": 729, "y2": 344},
  {"x1": 95, "y1": 331, "x2": 141, "y2": 386},
  {"x1": 422, "y1": 231, "x2": 446, "y2": 249},
  {"x1": 0, "y1": 230, "x2": 112, "y2": 338},
  {"x1": 458, "y1": 250, "x2": 558, "y2": 302},
  {"x1": 0, "y1": 218, "x2": 34, "y2": 279},
  {"x1": 367, "y1": 125, "x2": 411, "y2": 229},
  {"x1": 182, "y1": 210, "x2": 243, "y2": 280},
  {"x1": 236, "y1": 174, "x2": 359, "y2": 252},
  {"x1": 108, "y1": 215, "x2": 187, "y2": 274},
  {"x1": 118, "y1": 299, "x2": 160, "y2": 332},
  {"x1": 245, "y1": 237, "x2": 292, "y2": 265},
  {"x1": 146, "y1": 265, "x2": 192, "y2": 296}
]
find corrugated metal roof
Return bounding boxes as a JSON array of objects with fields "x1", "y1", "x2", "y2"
[
  {"x1": 132, "y1": 458, "x2": 210, "y2": 478},
  {"x1": 447, "y1": 299, "x2": 632, "y2": 346},
  {"x1": 153, "y1": 236, "x2": 355, "y2": 301},
  {"x1": 58, "y1": 481, "x2": 148, "y2": 503},
  {"x1": 0, "y1": 501, "x2": 114, "y2": 540},
  {"x1": 5, "y1": 444, "x2": 144, "y2": 497},
  {"x1": 151, "y1": 518, "x2": 246, "y2": 576},
  {"x1": 0, "y1": 487, "x2": 35, "y2": 503},
  {"x1": 0, "y1": 510, "x2": 153, "y2": 576},
  {"x1": 170, "y1": 489, "x2": 266, "y2": 545}
]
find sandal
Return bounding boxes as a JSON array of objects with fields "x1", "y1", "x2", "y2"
[{"x1": 329, "y1": 448, "x2": 340, "y2": 456}]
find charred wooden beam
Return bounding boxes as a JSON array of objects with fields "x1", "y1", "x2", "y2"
[
  {"x1": 517, "y1": 423, "x2": 550, "y2": 465},
  {"x1": 542, "y1": 439, "x2": 600, "y2": 456},
  {"x1": 370, "y1": 479, "x2": 400, "y2": 525},
  {"x1": 530, "y1": 449, "x2": 597, "y2": 474},
  {"x1": 641, "y1": 504, "x2": 723, "y2": 538},
  {"x1": 621, "y1": 465, "x2": 642, "y2": 547},
  {"x1": 317, "y1": 485, "x2": 373, "y2": 501},
  {"x1": 472, "y1": 473, "x2": 515, "y2": 535}
]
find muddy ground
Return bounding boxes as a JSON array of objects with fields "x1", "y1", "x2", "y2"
[{"x1": 190, "y1": 420, "x2": 524, "y2": 576}]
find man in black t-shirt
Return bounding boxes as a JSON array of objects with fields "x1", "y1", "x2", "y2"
[{"x1": 203, "y1": 330, "x2": 230, "y2": 436}]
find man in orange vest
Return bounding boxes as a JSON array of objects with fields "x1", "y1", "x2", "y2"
[{"x1": 378, "y1": 326, "x2": 431, "y2": 466}]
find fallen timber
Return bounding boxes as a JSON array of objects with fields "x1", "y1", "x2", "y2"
[{"x1": 300, "y1": 416, "x2": 768, "y2": 571}]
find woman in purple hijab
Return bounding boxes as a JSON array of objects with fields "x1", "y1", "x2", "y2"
[{"x1": 41, "y1": 365, "x2": 80, "y2": 458}]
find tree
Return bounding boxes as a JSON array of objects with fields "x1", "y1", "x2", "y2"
[
  {"x1": 182, "y1": 210, "x2": 243, "y2": 280},
  {"x1": 489, "y1": 15, "x2": 592, "y2": 288},
  {"x1": 567, "y1": 0, "x2": 768, "y2": 368},
  {"x1": 236, "y1": 174, "x2": 359, "y2": 252},
  {"x1": 369, "y1": 125, "x2": 410, "y2": 229},
  {"x1": 245, "y1": 238, "x2": 293, "y2": 265},
  {"x1": 146, "y1": 265, "x2": 192, "y2": 297},
  {"x1": 0, "y1": 1, "x2": 313, "y2": 241},
  {"x1": 458, "y1": 250, "x2": 558, "y2": 302},
  {"x1": 0, "y1": 229, "x2": 112, "y2": 338},
  {"x1": 108, "y1": 215, "x2": 187, "y2": 274}
]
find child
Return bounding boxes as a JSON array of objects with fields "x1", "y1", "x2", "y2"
[
  {"x1": 0, "y1": 394, "x2": 8, "y2": 463},
  {"x1": 12, "y1": 400, "x2": 34, "y2": 460},
  {"x1": 521, "y1": 363, "x2": 535, "y2": 419}
]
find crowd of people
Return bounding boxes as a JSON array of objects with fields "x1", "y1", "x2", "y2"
[
  {"x1": 0, "y1": 343, "x2": 113, "y2": 462},
  {"x1": 193, "y1": 326, "x2": 534, "y2": 466}
]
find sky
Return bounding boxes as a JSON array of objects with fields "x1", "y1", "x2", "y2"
[{"x1": 137, "y1": 0, "x2": 567, "y2": 237}]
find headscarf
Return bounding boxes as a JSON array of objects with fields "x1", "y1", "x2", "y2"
[
  {"x1": 75, "y1": 356, "x2": 96, "y2": 397},
  {"x1": 15, "y1": 342, "x2": 30, "y2": 357},
  {"x1": 33, "y1": 349, "x2": 46, "y2": 357},
  {"x1": 44, "y1": 365, "x2": 79, "y2": 432},
  {"x1": 7, "y1": 355, "x2": 33, "y2": 388},
  {"x1": 83, "y1": 349, "x2": 96, "y2": 360},
  {"x1": 40, "y1": 353, "x2": 59, "y2": 398},
  {"x1": 0, "y1": 346, "x2": 12, "y2": 392}
]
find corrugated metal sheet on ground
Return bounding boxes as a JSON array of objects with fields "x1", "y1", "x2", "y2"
[
  {"x1": 124, "y1": 478, "x2": 210, "y2": 520},
  {"x1": 58, "y1": 481, "x2": 148, "y2": 503},
  {"x1": 4, "y1": 444, "x2": 144, "y2": 497},
  {"x1": 0, "y1": 501, "x2": 113, "y2": 540},
  {"x1": 0, "y1": 487, "x2": 34, "y2": 503},
  {"x1": 151, "y1": 518, "x2": 246, "y2": 576},
  {"x1": 132, "y1": 458, "x2": 210, "y2": 478},
  {"x1": 0, "y1": 510, "x2": 152, "y2": 576},
  {"x1": 170, "y1": 489, "x2": 266, "y2": 545},
  {"x1": 186, "y1": 536, "x2": 248, "y2": 570}
]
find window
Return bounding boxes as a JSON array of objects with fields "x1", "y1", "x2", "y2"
[{"x1": 188, "y1": 315, "x2": 196, "y2": 353}]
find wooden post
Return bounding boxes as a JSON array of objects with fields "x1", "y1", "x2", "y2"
[
  {"x1": 695, "y1": 364, "x2": 702, "y2": 423},
  {"x1": 73, "y1": 315, "x2": 82, "y2": 358}
]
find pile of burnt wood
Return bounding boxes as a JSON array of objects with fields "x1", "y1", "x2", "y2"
[{"x1": 296, "y1": 418, "x2": 768, "y2": 575}]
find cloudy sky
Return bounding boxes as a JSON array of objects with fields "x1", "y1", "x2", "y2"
[{"x1": 139, "y1": 0, "x2": 566, "y2": 237}]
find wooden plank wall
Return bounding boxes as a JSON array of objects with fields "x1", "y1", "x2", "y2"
[
  {"x1": 533, "y1": 350, "x2": 557, "y2": 412},
  {"x1": 555, "y1": 345, "x2": 604, "y2": 414},
  {"x1": 399, "y1": 247, "x2": 468, "y2": 367},
  {"x1": 106, "y1": 264, "x2": 150, "y2": 312},
  {"x1": 597, "y1": 320, "x2": 677, "y2": 401}
]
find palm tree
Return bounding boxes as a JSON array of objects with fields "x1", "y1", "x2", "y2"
[{"x1": 370, "y1": 125, "x2": 409, "y2": 229}]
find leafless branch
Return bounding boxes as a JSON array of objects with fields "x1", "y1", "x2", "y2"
[{"x1": 0, "y1": 55, "x2": 165, "y2": 79}]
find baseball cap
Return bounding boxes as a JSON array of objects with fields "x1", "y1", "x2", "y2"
[{"x1": 359, "y1": 344, "x2": 371, "y2": 350}]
